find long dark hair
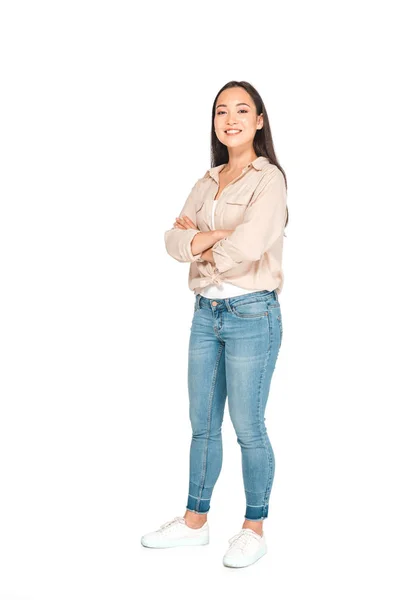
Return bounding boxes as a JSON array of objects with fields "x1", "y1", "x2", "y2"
[{"x1": 210, "y1": 80, "x2": 289, "y2": 230}]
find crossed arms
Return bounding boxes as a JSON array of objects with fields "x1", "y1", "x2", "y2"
[{"x1": 164, "y1": 169, "x2": 287, "y2": 272}]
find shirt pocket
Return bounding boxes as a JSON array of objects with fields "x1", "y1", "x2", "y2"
[{"x1": 223, "y1": 185, "x2": 253, "y2": 228}]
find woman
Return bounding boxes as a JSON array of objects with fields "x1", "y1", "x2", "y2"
[{"x1": 141, "y1": 81, "x2": 288, "y2": 568}]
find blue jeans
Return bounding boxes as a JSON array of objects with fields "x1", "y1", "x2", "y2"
[{"x1": 186, "y1": 289, "x2": 283, "y2": 521}]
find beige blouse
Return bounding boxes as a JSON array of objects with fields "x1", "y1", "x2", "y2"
[{"x1": 164, "y1": 155, "x2": 287, "y2": 296}]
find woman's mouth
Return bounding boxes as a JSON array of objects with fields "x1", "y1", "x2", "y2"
[{"x1": 224, "y1": 129, "x2": 242, "y2": 136}]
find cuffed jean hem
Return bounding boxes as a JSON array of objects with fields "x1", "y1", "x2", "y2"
[
  {"x1": 186, "y1": 507, "x2": 210, "y2": 515},
  {"x1": 244, "y1": 504, "x2": 269, "y2": 520},
  {"x1": 186, "y1": 495, "x2": 211, "y2": 514},
  {"x1": 187, "y1": 481, "x2": 212, "y2": 514}
]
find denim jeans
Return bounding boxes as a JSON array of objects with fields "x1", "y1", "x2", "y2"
[{"x1": 186, "y1": 289, "x2": 283, "y2": 521}]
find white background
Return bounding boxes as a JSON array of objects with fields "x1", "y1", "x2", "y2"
[{"x1": 1, "y1": 1, "x2": 399, "y2": 598}]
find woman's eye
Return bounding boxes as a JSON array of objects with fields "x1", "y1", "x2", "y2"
[{"x1": 216, "y1": 109, "x2": 248, "y2": 115}]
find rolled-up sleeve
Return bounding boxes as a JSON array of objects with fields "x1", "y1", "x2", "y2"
[
  {"x1": 164, "y1": 179, "x2": 205, "y2": 263},
  {"x1": 211, "y1": 169, "x2": 287, "y2": 274}
]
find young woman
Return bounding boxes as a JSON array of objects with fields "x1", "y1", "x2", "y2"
[{"x1": 141, "y1": 81, "x2": 288, "y2": 568}]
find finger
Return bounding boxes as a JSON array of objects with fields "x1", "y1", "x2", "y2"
[
  {"x1": 176, "y1": 217, "x2": 190, "y2": 229},
  {"x1": 182, "y1": 215, "x2": 197, "y2": 229}
]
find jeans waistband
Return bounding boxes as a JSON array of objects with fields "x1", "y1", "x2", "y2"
[{"x1": 195, "y1": 289, "x2": 279, "y2": 312}]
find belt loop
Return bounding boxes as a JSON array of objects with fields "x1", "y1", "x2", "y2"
[
  {"x1": 195, "y1": 294, "x2": 200, "y2": 310},
  {"x1": 274, "y1": 289, "x2": 278, "y2": 302}
]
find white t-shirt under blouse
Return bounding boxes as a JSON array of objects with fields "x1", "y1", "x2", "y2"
[{"x1": 199, "y1": 198, "x2": 261, "y2": 299}]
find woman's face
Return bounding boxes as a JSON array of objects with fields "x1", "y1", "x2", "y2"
[{"x1": 214, "y1": 87, "x2": 263, "y2": 151}]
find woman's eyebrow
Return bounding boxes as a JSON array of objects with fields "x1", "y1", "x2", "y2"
[{"x1": 216, "y1": 102, "x2": 251, "y2": 109}]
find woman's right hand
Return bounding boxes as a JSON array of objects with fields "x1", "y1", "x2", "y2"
[
  {"x1": 173, "y1": 216, "x2": 198, "y2": 230},
  {"x1": 173, "y1": 217, "x2": 234, "y2": 239}
]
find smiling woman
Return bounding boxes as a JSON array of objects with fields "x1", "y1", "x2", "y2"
[{"x1": 144, "y1": 81, "x2": 288, "y2": 569}]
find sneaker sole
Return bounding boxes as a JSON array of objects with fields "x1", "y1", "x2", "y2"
[{"x1": 222, "y1": 543, "x2": 267, "y2": 568}]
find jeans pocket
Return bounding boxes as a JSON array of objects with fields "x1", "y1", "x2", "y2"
[{"x1": 230, "y1": 299, "x2": 269, "y2": 319}]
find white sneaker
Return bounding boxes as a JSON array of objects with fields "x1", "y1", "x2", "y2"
[
  {"x1": 223, "y1": 528, "x2": 267, "y2": 568},
  {"x1": 141, "y1": 516, "x2": 209, "y2": 549}
]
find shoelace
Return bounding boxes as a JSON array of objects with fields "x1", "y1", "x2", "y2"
[
  {"x1": 227, "y1": 529, "x2": 261, "y2": 552},
  {"x1": 157, "y1": 516, "x2": 185, "y2": 532}
]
